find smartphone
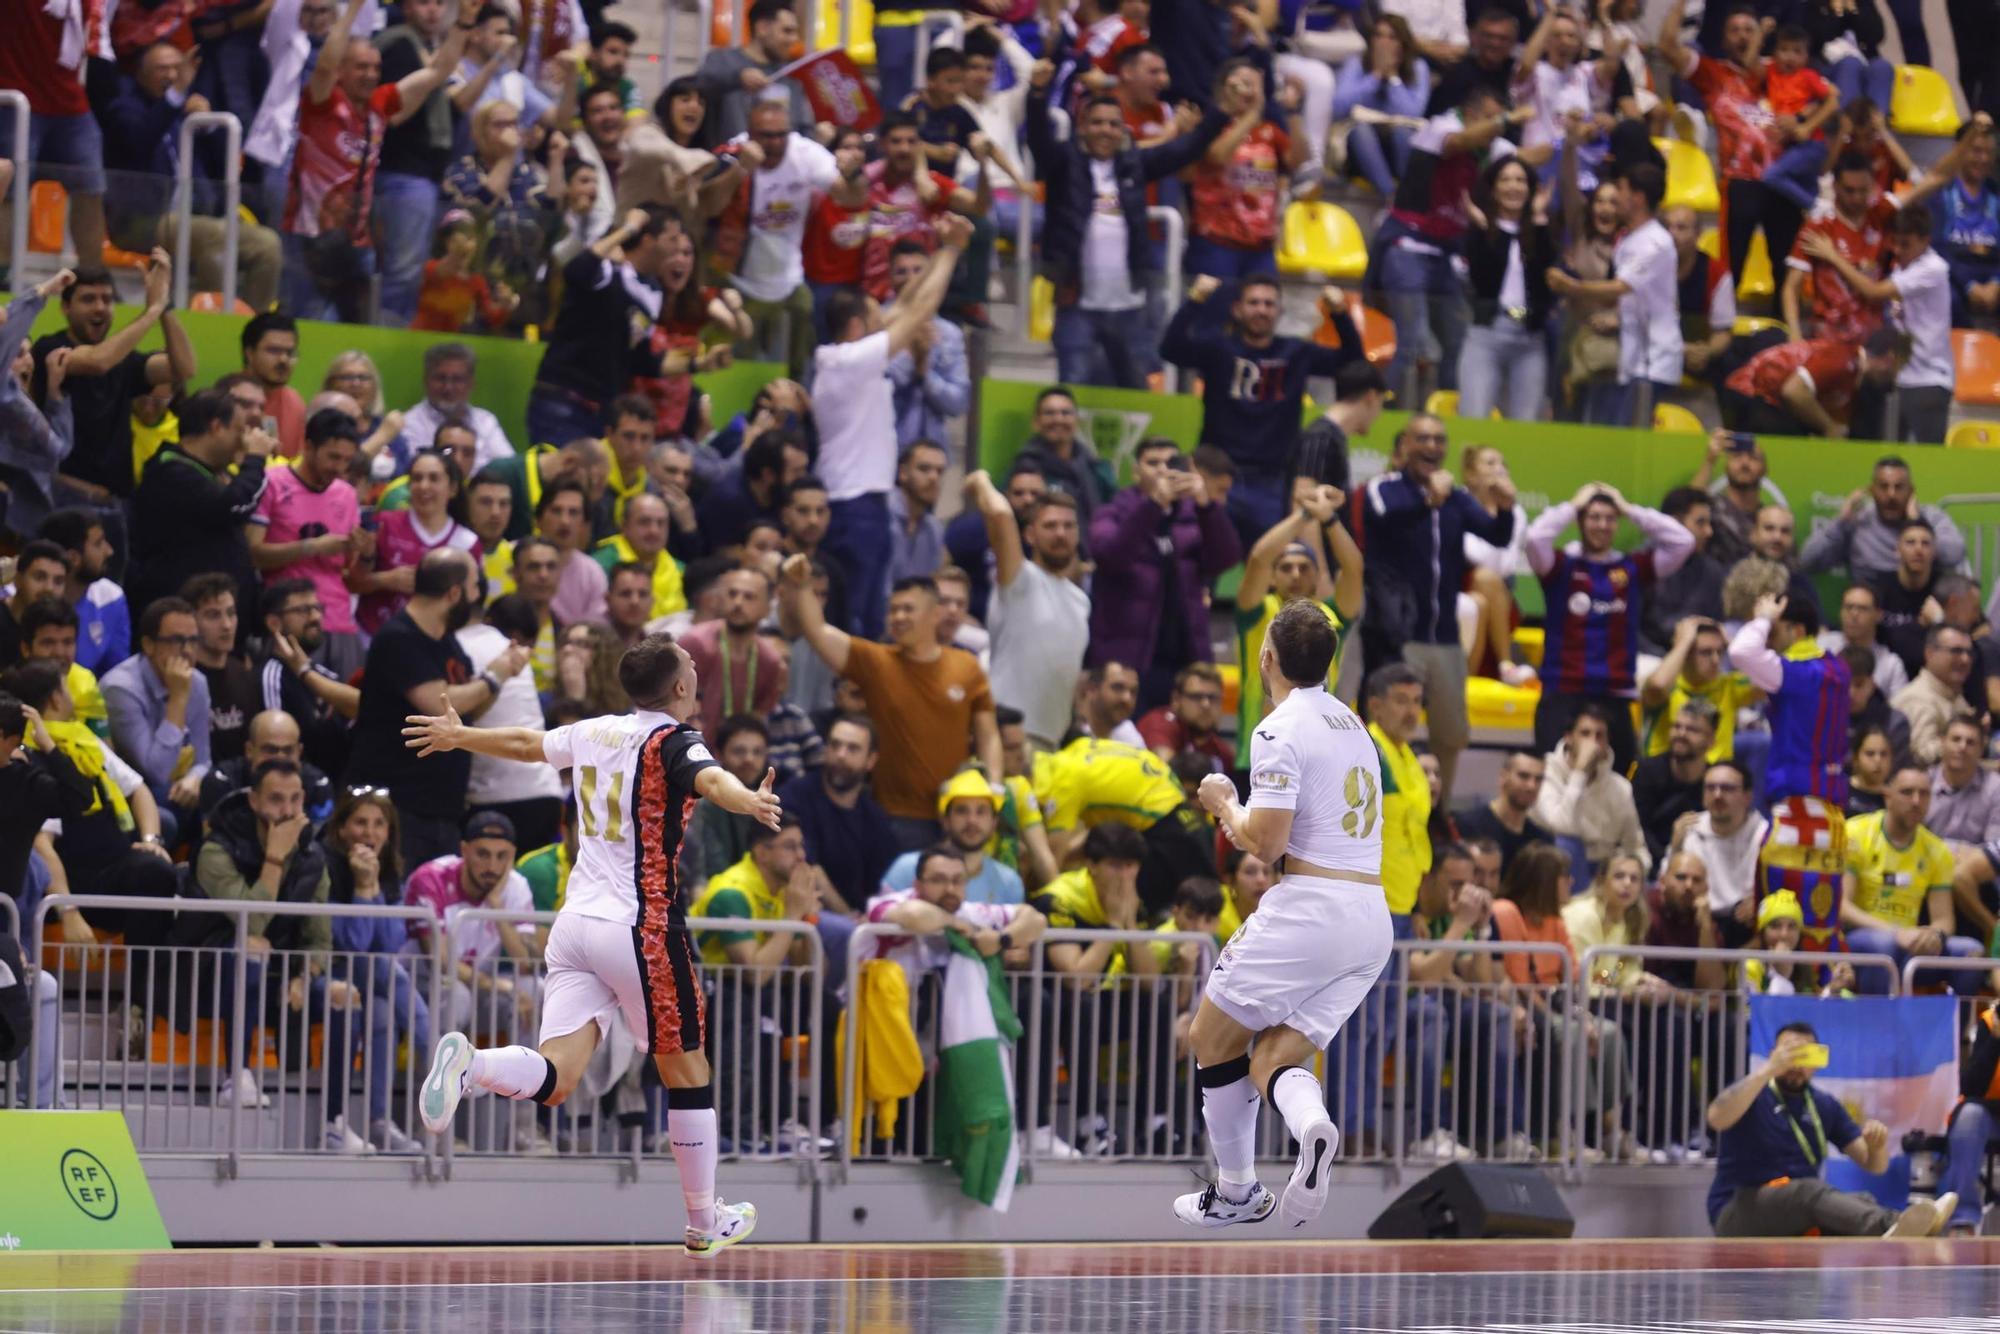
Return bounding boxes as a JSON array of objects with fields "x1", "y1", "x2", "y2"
[
  {"x1": 1725, "y1": 431, "x2": 1757, "y2": 453},
  {"x1": 261, "y1": 415, "x2": 279, "y2": 438},
  {"x1": 1791, "y1": 1042, "x2": 1830, "y2": 1070}
]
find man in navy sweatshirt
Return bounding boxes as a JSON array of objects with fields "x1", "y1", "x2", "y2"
[
  {"x1": 1159, "y1": 274, "x2": 1362, "y2": 546},
  {"x1": 1361, "y1": 415, "x2": 1518, "y2": 807}
]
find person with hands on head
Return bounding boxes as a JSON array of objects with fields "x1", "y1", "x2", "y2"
[
  {"x1": 1707, "y1": 1021, "x2": 1952, "y2": 1237},
  {"x1": 1804, "y1": 456, "x2": 1967, "y2": 587}
]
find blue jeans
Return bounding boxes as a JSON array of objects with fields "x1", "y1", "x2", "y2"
[
  {"x1": 1345, "y1": 121, "x2": 1411, "y2": 199},
  {"x1": 871, "y1": 17, "x2": 957, "y2": 115},
  {"x1": 1337, "y1": 912, "x2": 1419, "y2": 1138},
  {"x1": 0, "y1": 106, "x2": 107, "y2": 194},
  {"x1": 1378, "y1": 227, "x2": 1469, "y2": 404},
  {"x1": 1554, "y1": 835, "x2": 1597, "y2": 890},
  {"x1": 1442, "y1": 993, "x2": 1524, "y2": 1143},
  {"x1": 1184, "y1": 234, "x2": 1277, "y2": 281},
  {"x1": 991, "y1": 193, "x2": 1043, "y2": 246},
  {"x1": 1225, "y1": 470, "x2": 1290, "y2": 552},
  {"x1": 1943, "y1": 1101, "x2": 1993, "y2": 1231},
  {"x1": 1828, "y1": 56, "x2": 1896, "y2": 110},
  {"x1": 1053, "y1": 302, "x2": 1155, "y2": 389},
  {"x1": 526, "y1": 387, "x2": 606, "y2": 449},
  {"x1": 1457, "y1": 317, "x2": 1548, "y2": 421},
  {"x1": 332, "y1": 954, "x2": 432, "y2": 1125},
  {"x1": 1880, "y1": 0, "x2": 1927, "y2": 65},
  {"x1": 372, "y1": 171, "x2": 442, "y2": 323},
  {"x1": 1584, "y1": 377, "x2": 1677, "y2": 428},
  {"x1": 1845, "y1": 927, "x2": 1986, "y2": 993},
  {"x1": 1736, "y1": 728, "x2": 1772, "y2": 808},
  {"x1": 1762, "y1": 139, "x2": 1829, "y2": 212},
  {"x1": 825, "y1": 491, "x2": 892, "y2": 638}
]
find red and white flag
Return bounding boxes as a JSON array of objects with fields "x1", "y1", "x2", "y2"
[{"x1": 778, "y1": 49, "x2": 881, "y2": 132}]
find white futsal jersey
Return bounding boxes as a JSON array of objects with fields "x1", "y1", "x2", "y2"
[
  {"x1": 540, "y1": 709, "x2": 719, "y2": 927},
  {"x1": 1244, "y1": 684, "x2": 1384, "y2": 876}
]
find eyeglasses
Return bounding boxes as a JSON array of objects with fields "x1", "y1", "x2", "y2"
[
  {"x1": 152, "y1": 634, "x2": 198, "y2": 651},
  {"x1": 1179, "y1": 691, "x2": 1223, "y2": 706}
]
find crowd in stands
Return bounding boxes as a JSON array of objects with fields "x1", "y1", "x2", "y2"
[{"x1": 4, "y1": 0, "x2": 2000, "y2": 1195}]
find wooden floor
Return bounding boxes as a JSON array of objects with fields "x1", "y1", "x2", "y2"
[{"x1": 3, "y1": 1237, "x2": 1996, "y2": 1331}]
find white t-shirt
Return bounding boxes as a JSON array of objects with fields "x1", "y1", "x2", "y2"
[
  {"x1": 987, "y1": 559, "x2": 1091, "y2": 746},
  {"x1": 731, "y1": 134, "x2": 839, "y2": 303},
  {"x1": 861, "y1": 885, "x2": 1023, "y2": 978},
  {"x1": 1246, "y1": 684, "x2": 1383, "y2": 875},
  {"x1": 1080, "y1": 158, "x2": 1142, "y2": 312},
  {"x1": 1890, "y1": 248, "x2": 1952, "y2": 390},
  {"x1": 1614, "y1": 217, "x2": 1683, "y2": 385},
  {"x1": 540, "y1": 709, "x2": 718, "y2": 926},
  {"x1": 458, "y1": 623, "x2": 564, "y2": 806},
  {"x1": 438, "y1": 871, "x2": 539, "y2": 964},
  {"x1": 811, "y1": 331, "x2": 898, "y2": 501}
]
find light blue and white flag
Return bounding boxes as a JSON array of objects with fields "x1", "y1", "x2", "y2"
[{"x1": 1748, "y1": 994, "x2": 1959, "y2": 1138}]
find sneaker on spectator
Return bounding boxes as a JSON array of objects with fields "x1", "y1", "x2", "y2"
[
  {"x1": 371, "y1": 1119, "x2": 422, "y2": 1154},
  {"x1": 1576, "y1": 1144, "x2": 1606, "y2": 1165},
  {"x1": 776, "y1": 1118, "x2": 833, "y2": 1158},
  {"x1": 1497, "y1": 1132, "x2": 1543, "y2": 1163},
  {"x1": 1030, "y1": 1125, "x2": 1081, "y2": 1158},
  {"x1": 1080, "y1": 1114, "x2": 1116, "y2": 1157},
  {"x1": 215, "y1": 1068, "x2": 269, "y2": 1109},
  {"x1": 515, "y1": 1125, "x2": 557, "y2": 1156},
  {"x1": 557, "y1": 1118, "x2": 599, "y2": 1155},
  {"x1": 324, "y1": 1116, "x2": 374, "y2": 1155},
  {"x1": 1412, "y1": 1129, "x2": 1476, "y2": 1162},
  {"x1": 1887, "y1": 1195, "x2": 1945, "y2": 1237},
  {"x1": 1499, "y1": 661, "x2": 1539, "y2": 688}
]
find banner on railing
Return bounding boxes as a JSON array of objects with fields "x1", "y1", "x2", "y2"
[
  {"x1": 0, "y1": 1110, "x2": 169, "y2": 1251},
  {"x1": 1747, "y1": 994, "x2": 1959, "y2": 1138}
]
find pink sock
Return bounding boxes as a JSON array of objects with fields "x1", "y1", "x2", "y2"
[
  {"x1": 669, "y1": 1107, "x2": 718, "y2": 1232},
  {"x1": 469, "y1": 1046, "x2": 553, "y2": 1101}
]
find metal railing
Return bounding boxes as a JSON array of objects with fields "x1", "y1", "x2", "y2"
[
  {"x1": 2, "y1": 90, "x2": 27, "y2": 283},
  {"x1": 436, "y1": 908, "x2": 825, "y2": 1178},
  {"x1": 172, "y1": 110, "x2": 243, "y2": 312}
]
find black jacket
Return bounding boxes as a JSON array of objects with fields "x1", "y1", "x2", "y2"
[
  {"x1": 197, "y1": 789, "x2": 329, "y2": 955},
  {"x1": 0, "y1": 746, "x2": 93, "y2": 907},
  {"x1": 127, "y1": 447, "x2": 267, "y2": 625},
  {"x1": 1464, "y1": 218, "x2": 1556, "y2": 331},
  {"x1": 1025, "y1": 89, "x2": 1229, "y2": 292}
]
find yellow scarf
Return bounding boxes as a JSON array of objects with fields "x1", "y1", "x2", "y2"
[
  {"x1": 594, "y1": 534, "x2": 687, "y2": 618},
  {"x1": 45, "y1": 719, "x2": 133, "y2": 831}
]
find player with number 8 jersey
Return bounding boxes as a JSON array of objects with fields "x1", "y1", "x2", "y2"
[
  {"x1": 401, "y1": 633, "x2": 784, "y2": 1258},
  {"x1": 1180, "y1": 600, "x2": 1393, "y2": 1232}
]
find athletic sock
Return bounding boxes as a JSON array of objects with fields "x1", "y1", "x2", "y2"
[
  {"x1": 1197, "y1": 1055, "x2": 1260, "y2": 1203},
  {"x1": 468, "y1": 1046, "x2": 556, "y2": 1102},
  {"x1": 1269, "y1": 1065, "x2": 1330, "y2": 1143},
  {"x1": 667, "y1": 1085, "x2": 718, "y2": 1233}
]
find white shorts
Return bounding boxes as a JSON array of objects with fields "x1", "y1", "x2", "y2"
[
  {"x1": 1205, "y1": 878, "x2": 1393, "y2": 1050},
  {"x1": 538, "y1": 911, "x2": 707, "y2": 1055}
]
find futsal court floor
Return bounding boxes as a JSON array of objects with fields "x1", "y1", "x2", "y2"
[{"x1": 3, "y1": 1237, "x2": 1998, "y2": 1332}]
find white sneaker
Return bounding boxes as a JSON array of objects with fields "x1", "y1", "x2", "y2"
[
  {"x1": 324, "y1": 1115, "x2": 374, "y2": 1155},
  {"x1": 1030, "y1": 1125, "x2": 1081, "y2": 1159},
  {"x1": 215, "y1": 1067, "x2": 270, "y2": 1109},
  {"x1": 685, "y1": 1200, "x2": 757, "y2": 1258},
  {"x1": 1174, "y1": 1181, "x2": 1276, "y2": 1228},
  {"x1": 1280, "y1": 1120, "x2": 1340, "y2": 1229},
  {"x1": 1412, "y1": 1128, "x2": 1477, "y2": 1162},
  {"x1": 1887, "y1": 1197, "x2": 1943, "y2": 1237},
  {"x1": 1929, "y1": 1192, "x2": 1961, "y2": 1237},
  {"x1": 776, "y1": 1118, "x2": 833, "y2": 1158},
  {"x1": 1499, "y1": 1133, "x2": 1543, "y2": 1163},
  {"x1": 419, "y1": 1032, "x2": 474, "y2": 1135},
  {"x1": 372, "y1": 1118, "x2": 423, "y2": 1154},
  {"x1": 1498, "y1": 661, "x2": 1539, "y2": 688}
]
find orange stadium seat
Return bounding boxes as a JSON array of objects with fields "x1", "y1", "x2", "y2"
[{"x1": 1954, "y1": 329, "x2": 2000, "y2": 406}]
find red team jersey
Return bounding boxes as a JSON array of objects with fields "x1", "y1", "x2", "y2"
[
  {"x1": 285, "y1": 82, "x2": 403, "y2": 244},
  {"x1": 1725, "y1": 338, "x2": 1863, "y2": 421},
  {"x1": 1688, "y1": 55, "x2": 1776, "y2": 181},
  {"x1": 803, "y1": 190, "x2": 870, "y2": 286},
  {"x1": 1788, "y1": 207, "x2": 1890, "y2": 341},
  {"x1": 1191, "y1": 122, "x2": 1289, "y2": 249},
  {"x1": 861, "y1": 162, "x2": 957, "y2": 298}
]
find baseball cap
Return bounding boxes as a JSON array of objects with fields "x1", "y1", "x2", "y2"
[{"x1": 462, "y1": 810, "x2": 518, "y2": 845}]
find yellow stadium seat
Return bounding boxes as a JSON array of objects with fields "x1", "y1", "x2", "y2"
[
  {"x1": 1276, "y1": 200, "x2": 1367, "y2": 281},
  {"x1": 1890, "y1": 64, "x2": 1962, "y2": 137},
  {"x1": 1425, "y1": 390, "x2": 1459, "y2": 417},
  {"x1": 1697, "y1": 227, "x2": 1719, "y2": 259},
  {"x1": 1466, "y1": 675, "x2": 1538, "y2": 733},
  {"x1": 1655, "y1": 137, "x2": 1720, "y2": 213},
  {"x1": 1512, "y1": 626, "x2": 1544, "y2": 669},
  {"x1": 1654, "y1": 402, "x2": 1704, "y2": 434},
  {"x1": 816, "y1": 0, "x2": 875, "y2": 64},
  {"x1": 1738, "y1": 230, "x2": 1775, "y2": 302},
  {"x1": 1732, "y1": 315, "x2": 1791, "y2": 337},
  {"x1": 1954, "y1": 329, "x2": 2000, "y2": 405},
  {"x1": 1029, "y1": 275, "x2": 1053, "y2": 342},
  {"x1": 1946, "y1": 421, "x2": 2000, "y2": 449}
]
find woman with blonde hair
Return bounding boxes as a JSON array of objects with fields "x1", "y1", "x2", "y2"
[
  {"x1": 321, "y1": 351, "x2": 409, "y2": 482},
  {"x1": 550, "y1": 620, "x2": 630, "y2": 717}
]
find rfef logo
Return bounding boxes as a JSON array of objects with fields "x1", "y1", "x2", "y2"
[{"x1": 60, "y1": 1149, "x2": 119, "y2": 1221}]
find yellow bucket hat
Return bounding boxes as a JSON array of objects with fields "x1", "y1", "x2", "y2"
[{"x1": 937, "y1": 769, "x2": 1004, "y2": 819}]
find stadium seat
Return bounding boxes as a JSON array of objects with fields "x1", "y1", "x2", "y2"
[
  {"x1": 1732, "y1": 315, "x2": 1791, "y2": 337},
  {"x1": 1697, "y1": 227, "x2": 1719, "y2": 259},
  {"x1": 1889, "y1": 65, "x2": 1963, "y2": 137},
  {"x1": 816, "y1": 0, "x2": 875, "y2": 64},
  {"x1": 1954, "y1": 329, "x2": 2000, "y2": 405},
  {"x1": 1738, "y1": 231, "x2": 1775, "y2": 302},
  {"x1": 1655, "y1": 137, "x2": 1720, "y2": 213},
  {"x1": 1312, "y1": 296, "x2": 1395, "y2": 369},
  {"x1": 1946, "y1": 421, "x2": 2000, "y2": 448},
  {"x1": 1466, "y1": 675, "x2": 1538, "y2": 733},
  {"x1": 1654, "y1": 401, "x2": 1704, "y2": 433},
  {"x1": 1029, "y1": 275, "x2": 1053, "y2": 342},
  {"x1": 1276, "y1": 200, "x2": 1366, "y2": 281},
  {"x1": 1426, "y1": 390, "x2": 1459, "y2": 417},
  {"x1": 1512, "y1": 626, "x2": 1544, "y2": 669},
  {"x1": 28, "y1": 181, "x2": 66, "y2": 254}
]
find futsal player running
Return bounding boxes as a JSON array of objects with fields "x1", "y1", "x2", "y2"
[
  {"x1": 403, "y1": 633, "x2": 782, "y2": 1257},
  {"x1": 1181, "y1": 600, "x2": 1392, "y2": 1229}
]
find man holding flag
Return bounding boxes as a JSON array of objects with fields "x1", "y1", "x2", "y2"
[{"x1": 1729, "y1": 592, "x2": 1851, "y2": 953}]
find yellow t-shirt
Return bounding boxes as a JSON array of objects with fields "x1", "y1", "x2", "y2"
[
  {"x1": 1031, "y1": 865, "x2": 1110, "y2": 928},
  {"x1": 1034, "y1": 737, "x2": 1184, "y2": 835},
  {"x1": 1234, "y1": 593, "x2": 1344, "y2": 742},
  {"x1": 1367, "y1": 721, "x2": 1430, "y2": 917},
  {"x1": 131, "y1": 409, "x2": 178, "y2": 486},
  {"x1": 1642, "y1": 670, "x2": 1756, "y2": 762},
  {"x1": 688, "y1": 852, "x2": 783, "y2": 966},
  {"x1": 1845, "y1": 812, "x2": 1953, "y2": 930}
]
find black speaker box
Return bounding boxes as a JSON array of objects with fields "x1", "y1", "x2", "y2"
[{"x1": 1366, "y1": 1163, "x2": 1575, "y2": 1240}]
